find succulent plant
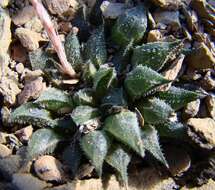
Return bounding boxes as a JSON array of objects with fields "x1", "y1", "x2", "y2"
[
  {"x1": 9, "y1": 3, "x2": 206, "y2": 187},
  {"x1": 111, "y1": 5, "x2": 147, "y2": 47}
]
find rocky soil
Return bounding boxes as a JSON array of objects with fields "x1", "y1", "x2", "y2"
[{"x1": 0, "y1": 0, "x2": 215, "y2": 190}]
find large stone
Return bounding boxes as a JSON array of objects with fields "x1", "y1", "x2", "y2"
[
  {"x1": 153, "y1": 10, "x2": 181, "y2": 30},
  {"x1": 17, "y1": 77, "x2": 46, "y2": 105},
  {"x1": 187, "y1": 118, "x2": 215, "y2": 149},
  {"x1": 186, "y1": 43, "x2": 215, "y2": 69},
  {"x1": 15, "y1": 28, "x2": 43, "y2": 51},
  {"x1": 200, "y1": 70, "x2": 215, "y2": 90},
  {"x1": 44, "y1": 0, "x2": 78, "y2": 17},
  {"x1": 12, "y1": 6, "x2": 36, "y2": 26},
  {"x1": 34, "y1": 155, "x2": 65, "y2": 182}
]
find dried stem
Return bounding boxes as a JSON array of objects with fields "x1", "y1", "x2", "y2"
[{"x1": 30, "y1": 0, "x2": 77, "y2": 78}]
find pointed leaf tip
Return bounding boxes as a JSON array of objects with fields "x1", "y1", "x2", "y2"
[
  {"x1": 137, "y1": 98, "x2": 174, "y2": 124},
  {"x1": 93, "y1": 66, "x2": 117, "y2": 98},
  {"x1": 141, "y1": 125, "x2": 168, "y2": 168},
  {"x1": 84, "y1": 26, "x2": 107, "y2": 68},
  {"x1": 9, "y1": 102, "x2": 54, "y2": 127},
  {"x1": 81, "y1": 130, "x2": 110, "y2": 176},
  {"x1": 132, "y1": 40, "x2": 183, "y2": 70},
  {"x1": 124, "y1": 66, "x2": 171, "y2": 101},
  {"x1": 157, "y1": 86, "x2": 205, "y2": 110},
  {"x1": 105, "y1": 145, "x2": 131, "y2": 185},
  {"x1": 65, "y1": 31, "x2": 82, "y2": 71},
  {"x1": 104, "y1": 111, "x2": 145, "y2": 158}
]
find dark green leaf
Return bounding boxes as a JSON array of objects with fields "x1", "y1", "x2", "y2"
[
  {"x1": 101, "y1": 88, "x2": 127, "y2": 110},
  {"x1": 156, "y1": 121, "x2": 187, "y2": 140},
  {"x1": 93, "y1": 65, "x2": 117, "y2": 98},
  {"x1": 137, "y1": 98, "x2": 174, "y2": 124},
  {"x1": 132, "y1": 40, "x2": 183, "y2": 70},
  {"x1": 62, "y1": 142, "x2": 82, "y2": 177},
  {"x1": 34, "y1": 88, "x2": 73, "y2": 114},
  {"x1": 104, "y1": 111, "x2": 145, "y2": 157},
  {"x1": 73, "y1": 88, "x2": 95, "y2": 107},
  {"x1": 52, "y1": 115, "x2": 75, "y2": 132},
  {"x1": 112, "y1": 42, "x2": 133, "y2": 75},
  {"x1": 84, "y1": 26, "x2": 107, "y2": 68},
  {"x1": 71, "y1": 106, "x2": 99, "y2": 126},
  {"x1": 9, "y1": 103, "x2": 54, "y2": 127},
  {"x1": 65, "y1": 32, "x2": 82, "y2": 71},
  {"x1": 82, "y1": 60, "x2": 97, "y2": 84},
  {"x1": 29, "y1": 48, "x2": 57, "y2": 70},
  {"x1": 124, "y1": 66, "x2": 171, "y2": 101},
  {"x1": 80, "y1": 130, "x2": 110, "y2": 176},
  {"x1": 105, "y1": 145, "x2": 131, "y2": 185},
  {"x1": 26, "y1": 128, "x2": 62, "y2": 160},
  {"x1": 141, "y1": 125, "x2": 168, "y2": 167},
  {"x1": 112, "y1": 5, "x2": 147, "y2": 47},
  {"x1": 156, "y1": 86, "x2": 205, "y2": 110}
]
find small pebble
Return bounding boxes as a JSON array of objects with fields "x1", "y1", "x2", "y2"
[
  {"x1": 15, "y1": 125, "x2": 33, "y2": 143},
  {"x1": 59, "y1": 21, "x2": 72, "y2": 34},
  {"x1": 15, "y1": 63, "x2": 25, "y2": 74},
  {"x1": 147, "y1": 30, "x2": 163, "y2": 42},
  {"x1": 183, "y1": 99, "x2": 201, "y2": 119},
  {"x1": 206, "y1": 95, "x2": 215, "y2": 119},
  {"x1": 17, "y1": 77, "x2": 46, "y2": 105},
  {"x1": 15, "y1": 27, "x2": 43, "y2": 51}
]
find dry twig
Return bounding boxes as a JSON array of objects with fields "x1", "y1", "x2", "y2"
[{"x1": 30, "y1": 0, "x2": 77, "y2": 78}]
